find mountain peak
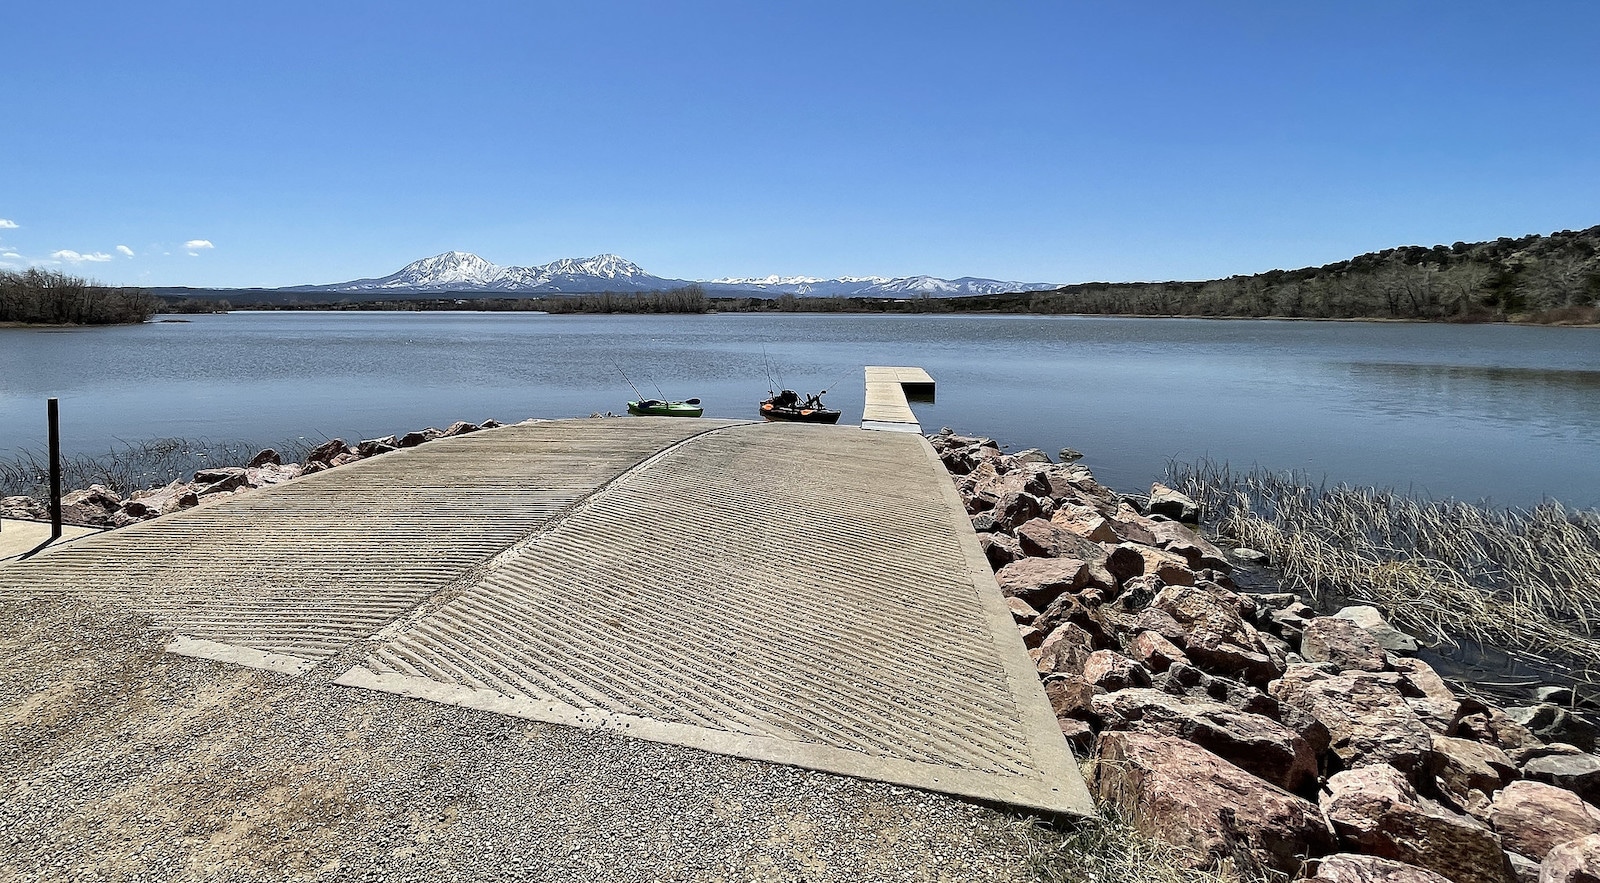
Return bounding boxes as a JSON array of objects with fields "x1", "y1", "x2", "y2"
[{"x1": 311, "y1": 252, "x2": 1055, "y2": 296}]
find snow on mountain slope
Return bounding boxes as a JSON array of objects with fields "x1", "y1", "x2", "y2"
[{"x1": 305, "y1": 252, "x2": 1056, "y2": 296}]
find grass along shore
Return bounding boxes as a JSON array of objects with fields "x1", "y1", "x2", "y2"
[{"x1": 1167, "y1": 459, "x2": 1600, "y2": 697}]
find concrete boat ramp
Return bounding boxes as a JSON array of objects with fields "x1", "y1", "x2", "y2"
[{"x1": 0, "y1": 416, "x2": 1092, "y2": 817}]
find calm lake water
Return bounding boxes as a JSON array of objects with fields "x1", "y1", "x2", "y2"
[{"x1": 2, "y1": 311, "x2": 1597, "y2": 508}]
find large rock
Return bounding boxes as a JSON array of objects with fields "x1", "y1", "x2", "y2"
[
  {"x1": 1147, "y1": 519, "x2": 1232, "y2": 572},
  {"x1": 398, "y1": 427, "x2": 444, "y2": 448},
  {"x1": 1104, "y1": 543, "x2": 1150, "y2": 584},
  {"x1": 304, "y1": 438, "x2": 349, "y2": 465},
  {"x1": 247, "y1": 448, "x2": 282, "y2": 467},
  {"x1": 1033, "y1": 622, "x2": 1094, "y2": 676},
  {"x1": 1507, "y1": 705, "x2": 1598, "y2": 754},
  {"x1": 995, "y1": 556, "x2": 1091, "y2": 607},
  {"x1": 1092, "y1": 688, "x2": 1317, "y2": 792},
  {"x1": 1154, "y1": 661, "x2": 1280, "y2": 718},
  {"x1": 1049, "y1": 505, "x2": 1118, "y2": 543},
  {"x1": 1429, "y1": 733, "x2": 1516, "y2": 813},
  {"x1": 1392, "y1": 658, "x2": 1459, "y2": 704},
  {"x1": 1540, "y1": 834, "x2": 1600, "y2": 883},
  {"x1": 194, "y1": 468, "x2": 251, "y2": 496},
  {"x1": 1104, "y1": 503, "x2": 1161, "y2": 546},
  {"x1": 1301, "y1": 616, "x2": 1389, "y2": 673},
  {"x1": 1134, "y1": 605, "x2": 1189, "y2": 643},
  {"x1": 1459, "y1": 708, "x2": 1545, "y2": 755},
  {"x1": 1312, "y1": 854, "x2": 1454, "y2": 883},
  {"x1": 1148, "y1": 482, "x2": 1201, "y2": 524},
  {"x1": 989, "y1": 491, "x2": 1048, "y2": 532},
  {"x1": 1017, "y1": 517, "x2": 1092, "y2": 558},
  {"x1": 1490, "y1": 781, "x2": 1600, "y2": 862},
  {"x1": 356, "y1": 435, "x2": 400, "y2": 457},
  {"x1": 1156, "y1": 583, "x2": 1281, "y2": 685},
  {"x1": 979, "y1": 531, "x2": 1020, "y2": 568},
  {"x1": 1092, "y1": 731, "x2": 1331, "y2": 874},
  {"x1": 130, "y1": 480, "x2": 200, "y2": 516},
  {"x1": 1042, "y1": 673, "x2": 1101, "y2": 720},
  {"x1": 1523, "y1": 753, "x2": 1600, "y2": 806},
  {"x1": 1082, "y1": 650, "x2": 1151, "y2": 692},
  {"x1": 1034, "y1": 592, "x2": 1116, "y2": 649},
  {"x1": 1005, "y1": 596, "x2": 1039, "y2": 624},
  {"x1": 1270, "y1": 665, "x2": 1433, "y2": 775},
  {"x1": 1130, "y1": 629, "x2": 1188, "y2": 673},
  {"x1": 58, "y1": 484, "x2": 123, "y2": 526},
  {"x1": 60, "y1": 484, "x2": 122, "y2": 512},
  {"x1": 0, "y1": 495, "x2": 48, "y2": 520},
  {"x1": 1132, "y1": 545, "x2": 1199, "y2": 586},
  {"x1": 246, "y1": 463, "x2": 303, "y2": 487},
  {"x1": 1322, "y1": 764, "x2": 1514, "y2": 883},
  {"x1": 1335, "y1": 605, "x2": 1420, "y2": 654},
  {"x1": 441, "y1": 420, "x2": 480, "y2": 437}
]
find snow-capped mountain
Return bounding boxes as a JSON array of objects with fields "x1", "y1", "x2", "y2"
[
  {"x1": 701, "y1": 274, "x2": 1055, "y2": 297},
  {"x1": 297, "y1": 252, "x2": 1056, "y2": 297},
  {"x1": 300, "y1": 252, "x2": 672, "y2": 293}
]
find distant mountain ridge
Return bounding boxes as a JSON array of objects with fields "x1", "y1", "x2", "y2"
[{"x1": 292, "y1": 251, "x2": 1056, "y2": 297}]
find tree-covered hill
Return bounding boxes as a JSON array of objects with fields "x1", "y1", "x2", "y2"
[{"x1": 966, "y1": 225, "x2": 1600, "y2": 322}]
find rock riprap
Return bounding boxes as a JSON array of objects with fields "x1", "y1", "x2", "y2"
[
  {"x1": 1, "y1": 419, "x2": 503, "y2": 529},
  {"x1": 929, "y1": 428, "x2": 1600, "y2": 881}
]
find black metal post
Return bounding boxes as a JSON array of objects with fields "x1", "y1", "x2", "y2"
[{"x1": 48, "y1": 398, "x2": 62, "y2": 539}]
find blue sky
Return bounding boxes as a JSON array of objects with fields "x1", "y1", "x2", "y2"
[{"x1": 2, "y1": 1, "x2": 1597, "y2": 288}]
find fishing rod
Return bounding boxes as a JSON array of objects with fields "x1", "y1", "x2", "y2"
[
  {"x1": 759, "y1": 344, "x2": 780, "y2": 395},
  {"x1": 613, "y1": 363, "x2": 649, "y2": 402},
  {"x1": 817, "y1": 366, "x2": 853, "y2": 397}
]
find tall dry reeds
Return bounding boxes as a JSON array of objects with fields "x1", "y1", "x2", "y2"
[
  {"x1": 0, "y1": 437, "x2": 319, "y2": 502},
  {"x1": 1168, "y1": 460, "x2": 1600, "y2": 685}
]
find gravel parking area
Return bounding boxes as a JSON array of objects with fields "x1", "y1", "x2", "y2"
[{"x1": 0, "y1": 598, "x2": 1066, "y2": 882}]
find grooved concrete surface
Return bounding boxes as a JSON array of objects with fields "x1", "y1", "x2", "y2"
[
  {"x1": 0, "y1": 417, "x2": 1092, "y2": 816},
  {"x1": 0, "y1": 420, "x2": 713, "y2": 662}
]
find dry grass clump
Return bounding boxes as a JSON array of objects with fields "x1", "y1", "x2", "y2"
[
  {"x1": 1013, "y1": 810, "x2": 1271, "y2": 883},
  {"x1": 0, "y1": 436, "x2": 319, "y2": 502},
  {"x1": 1168, "y1": 460, "x2": 1600, "y2": 685}
]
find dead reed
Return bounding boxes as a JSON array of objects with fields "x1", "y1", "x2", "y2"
[
  {"x1": 1168, "y1": 460, "x2": 1600, "y2": 685},
  {"x1": 1012, "y1": 806, "x2": 1271, "y2": 883},
  {"x1": 0, "y1": 436, "x2": 319, "y2": 502}
]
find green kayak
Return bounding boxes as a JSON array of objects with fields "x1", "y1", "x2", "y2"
[{"x1": 627, "y1": 398, "x2": 704, "y2": 417}]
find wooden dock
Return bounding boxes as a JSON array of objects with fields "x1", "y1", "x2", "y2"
[
  {"x1": 861, "y1": 365, "x2": 935, "y2": 433},
  {"x1": 0, "y1": 414, "x2": 1090, "y2": 817}
]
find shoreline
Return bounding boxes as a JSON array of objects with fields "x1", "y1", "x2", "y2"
[
  {"x1": 129, "y1": 306, "x2": 1600, "y2": 329},
  {"x1": 929, "y1": 429, "x2": 1600, "y2": 878},
  {"x1": 5, "y1": 419, "x2": 1598, "y2": 878}
]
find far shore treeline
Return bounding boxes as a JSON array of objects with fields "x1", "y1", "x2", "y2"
[
  {"x1": 169, "y1": 224, "x2": 1600, "y2": 325},
  {"x1": 0, "y1": 269, "x2": 163, "y2": 325},
  {"x1": 6, "y1": 224, "x2": 1598, "y2": 326}
]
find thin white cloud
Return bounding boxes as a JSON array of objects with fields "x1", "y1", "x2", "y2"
[
  {"x1": 1, "y1": 251, "x2": 20, "y2": 259},
  {"x1": 0, "y1": 219, "x2": 18, "y2": 229},
  {"x1": 116, "y1": 245, "x2": 135, "y2": 257},
  {"x1": 184, "y1": 239, "x2": 215, "y2": 256},
  {"x1": 51, "y1": 249, "x2": 115, "y2": 263}
]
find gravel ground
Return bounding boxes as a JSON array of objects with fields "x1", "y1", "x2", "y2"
[{"x1": 0, "y1": 597, "x2": 1073, "y2": 882}]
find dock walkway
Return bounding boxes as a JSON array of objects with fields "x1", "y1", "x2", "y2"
[
  {"x1": 861, "y1": 365, "x2": 935, "y2": 433},
  {"x1": 0, "y1": 416, "x2": 1090, "y2": 816}
]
